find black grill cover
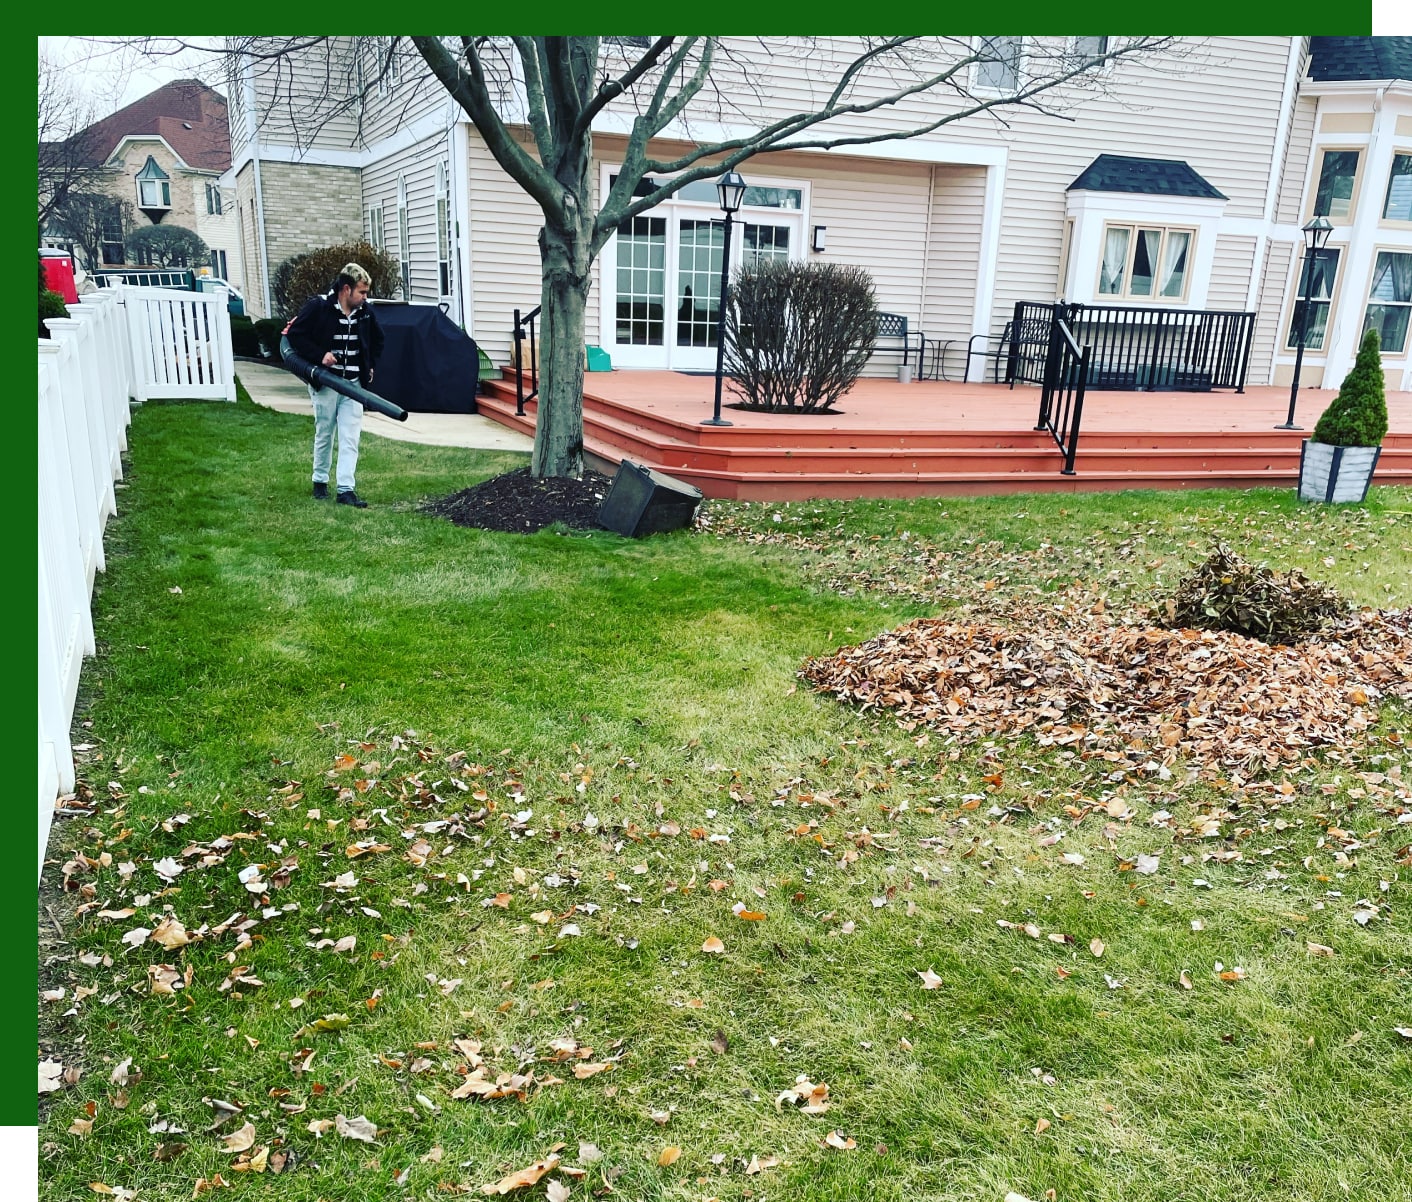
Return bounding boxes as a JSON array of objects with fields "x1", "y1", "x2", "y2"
[{"x1": 368, "y1": 302, "x2": 480, "y2": 414}]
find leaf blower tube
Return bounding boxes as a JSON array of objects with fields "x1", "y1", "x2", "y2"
[{"x1": 279, "y1": 335, "x2": 409, "y2": 422}]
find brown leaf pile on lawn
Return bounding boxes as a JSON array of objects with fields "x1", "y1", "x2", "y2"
[
  {"x1": 801, "y1": 606, "x2": 1411, "y2": 771},
  {"x1": 1161, "y1": 542, "x2": 1347, "y2": 644}
]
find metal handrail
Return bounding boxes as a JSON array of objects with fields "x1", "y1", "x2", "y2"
[
  {"x1": 512, "y1": 305, "x2": 540, "y2": 416},
  {"x1": 1036, "y1": 303, "x2": 1092, "y2": 475}
]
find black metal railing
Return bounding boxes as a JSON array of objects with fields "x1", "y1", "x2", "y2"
[
  {"x1": 1036, "y1": 303, "x2": 1092, "y2": 475},
  {"x1": 1058, "y1": 303, "x2": 1254, "y2": 393},
  {"x1": 512, "y1": 305, "x2": 540, "y2": 416}
]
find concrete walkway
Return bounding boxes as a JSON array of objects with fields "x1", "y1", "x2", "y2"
[{"x1": 235, "y1": 360, "x2": 534, "y2": 452}]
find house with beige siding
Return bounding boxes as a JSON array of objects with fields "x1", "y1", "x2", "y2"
[
  {"x1": 228, "y1": 36, "x2": 1412, "y2": 393},
  {"x1": 47, "y1": 80, "x2": 243, "y2": 288}
]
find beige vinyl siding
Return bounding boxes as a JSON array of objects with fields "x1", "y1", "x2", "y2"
[
  {"x1": 467, "y1": 131, "x2": 547, "y2": 366},
  {"x1": 363, "y1": 133, "x2": 452, "y2": 304},
  {"x1": 241, "y1": 38, "x2": 365, "y2": 154},
  {"x1": 922, "y1": 165, "x2": 988, "y2": 377},
  {"x1": 1250, "y1": 239, "x2": 1295, "y2": 383},
  {"x1": 1208, "y1": 234, "x2": 1258, "y2": 312},
  {"x1": 358, "y1": 40, "x2": 457, "y2": 147},
  {"x1": 1276, "y1": 95, "x2": 1318, "y2": 224}
]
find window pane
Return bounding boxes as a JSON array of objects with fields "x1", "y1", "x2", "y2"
[
  {"x1": 1314, "y1": 150, "x2": 1359, "y2": 219},
  {"x1": 1073, "y1": 36, "x2": 1108, "y2": 57},
  {"x1": 743, "y1": 186, "x2": 802, "y2": 210},
  {"x1": 1099, "y1": 227, "x2": 1129, "y2": 294},
  {"x1": 1364, "y1": 303, "x2": 1410, "y2": 352},
  {"x1": 1129, "y1": 229, "x2": 1161, "y2": 296},
  {"x1": 976, "y1": 36, "x2": 1020, "y2": 90},
  {"x1": 1369, "y1": 251, "x2": 1412, "y2": 302},
  {"x1": 1384, "y1": 155, "x2": 1412, "y2": 221},
  {"x1": 1159, "y1": 231, "x2": 1190, "y2": 298},
  {"x1": 1287, "y1": 247, "x2": 1340, "y2": 349}
]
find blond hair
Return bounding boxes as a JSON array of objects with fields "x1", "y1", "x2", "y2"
[{"x1": 341, "y1": 262, "x2": 372, "y2": 286}]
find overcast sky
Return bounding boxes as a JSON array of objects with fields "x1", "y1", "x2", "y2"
[{"x1": 39, "y1": 36, "x2": 226, "y2": 112}]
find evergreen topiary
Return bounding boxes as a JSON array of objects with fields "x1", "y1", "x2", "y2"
[{"x1": 1312, "y1": 327, "x2": 1389, "y2": 447}]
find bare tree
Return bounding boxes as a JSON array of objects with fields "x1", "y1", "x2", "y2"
[
  {"x1": 49, "y1": 193, "x2": 133, "y2": 271},
  {"x1": 113, "y1": 35, "x2": 1180, "y2": 478},
  {"x1": 37, "y1": 51, "x2": 113, "y2": 242}
]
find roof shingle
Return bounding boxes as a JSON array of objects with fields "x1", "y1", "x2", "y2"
[
  {"x1": 70, "y1": 79, "x2": 230, "y2": 172},
  {"x1": 1308, "y1": 36, "x2": 1412, "y2": 83},
  {"x1": 1067, "y1": 154, "x2": 1226, "y2": 200}
]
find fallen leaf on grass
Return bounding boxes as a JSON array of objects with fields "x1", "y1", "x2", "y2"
[
  {"x1": 1135, "y1": 854, "x2": 1161, "y2": 876},
  {"x1": 335, "y1": 1113, "x2": 378, "y2": 1143},
  {"x1": 192, "y1": 1176, "x2": 231, "y2": 1196},
  {"x1": 1306, "y1": 942, "x2": 1336, "y2": 957},
  {"x1": 572, "y1": 1062, "x2": 614, "y2": 1080},
  {"x1": 306, "y1": 1119, "x2": 335, "y2": 1137},
  {"x1": 1034, "y1": 1118, "x2": 1051, "y2": 1134},
  {"x1": 1089, "y1": 938, "x2": 1106, "y2": 958},
  {"x1": 1219, "y1": 968, "x2": 1247, "y2": 983},
  {"x1": 219, "y1": 1123, "x2": 256, "y2": 1154},
  {"x1": 480, "y1": 1152, "x2": 561, "y2": 1195},
  {"x1": 1394, "y1": 1028, "x2": 1412, "y2": 1040},
  {"x1": 701, "y1": 937, "x2": 725, "y2": 955},
  {"x1": 546, "y1": 1182, "x2": 571, "y2": 1202},
  {"x1": 1179, "y1": 972, "x2": 1194, "y2": 990},
  {"x1": 744, "y1": 1154, "x2": 780, "y2": 1175},
  {"x1": 916, "y1": 968, "x2": 943, "y2": 990},
  {"x1": 824, "y1": 1132, "x2": 856, "y2": 1150},
  {"x1": 150, "y1": 917, "x2": 190, "y2": 950},
  {"x1": 68, "y1": 1117, "x2": 93, "y2": 1137},
  {"x1": 39, "y1": 1059, "x2": 64, "y2": 1094},
  {"x1": 657, "y1": 1146, "x2": 681, "y2": 1167}
]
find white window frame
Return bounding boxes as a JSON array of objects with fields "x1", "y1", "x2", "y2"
[
  {"x1": 375, "y1": 37, "x2": 400, "y2": 98},
  {"x1": 972, "y1": 36, "x2": 1023, "y2": 95},
  {"x1": 436, "y1": 160, "x2": 453, "y2": 299},
  {"x1": 367, "y1": 203, "x2": 384, "y2": 252},
  {"x1": 396, "y1": 175, "x2": 410, "y2": 299},
  {"x1": 1381, "y1": 150, "x2": 1412, "y2": 227},
  {"x1": 137, "y1": 178, "x2": 171, "y2": 209},
  {"x1": 1361, "y1": 247, "x2": 1412, "y2": 356},
  {"x1": 1095, "y1": 222, "x2": 1197, "y2": 303},
  {"x1": 1307, "y1": 146, "x2": 1364, "y2": 225},
  {"x1": 205, "y1": 182, "x2": 223, "y2": 215},
  {"x1": 1283, "y1": 244, "x2": 1342, "y2": 352}
]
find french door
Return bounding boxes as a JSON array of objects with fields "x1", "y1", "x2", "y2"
[{"x1": 608, "y1": 208, "x2": 803, "y2": 370}]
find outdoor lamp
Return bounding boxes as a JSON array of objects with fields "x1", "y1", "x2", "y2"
[
  {"x1": 704, "y1": 171, "x2": 748, "y2": 427},
  {"x1": 812, "y1": 225, "x2": 827, "y2": 253},
  {"x1": 1277, "y1": 215, "x2": 1335, "y2": 431},
  {"x1": 716, "y1": 170, "x2": 747, "y2": 214}
]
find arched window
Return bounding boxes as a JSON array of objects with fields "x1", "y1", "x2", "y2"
[
  {"x1": 397, "y1": 174, "x2": 410, "y2": 299},
  {"x1": 436, "y1": 161, "x2": 453, "y2": 299}
]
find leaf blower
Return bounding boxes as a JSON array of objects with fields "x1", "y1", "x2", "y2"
[{"x1": 279, "y1": 334, "x2": 409, "y2": 422}]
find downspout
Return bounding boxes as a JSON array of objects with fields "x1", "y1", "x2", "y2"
[
  {"x1": 1246, "y1": 36, "x2": 1306, "y2": 314},
  {"x1": 242, "y1": 53, "x2": 273, "y2": 318},
  {"x1": 450, "y1": 110, "x2": 473, "y2": 333}
]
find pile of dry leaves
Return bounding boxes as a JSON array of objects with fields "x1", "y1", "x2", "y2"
[{"x1": 802, "y1": 606, "x2": 1411, "y2": 771}]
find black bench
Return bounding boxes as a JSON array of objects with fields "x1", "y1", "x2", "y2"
[{"x1": 870, "y1": 311, "x2": 925, "y2": 374}]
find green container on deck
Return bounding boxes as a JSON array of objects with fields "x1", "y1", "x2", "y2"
[{"x1": 586, "y1": 345, "x2": 612, "y2": 372}]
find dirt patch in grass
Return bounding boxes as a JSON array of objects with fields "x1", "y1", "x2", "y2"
[{"x1": 422, "y1": 467, "x2": 613, "y2": 533}]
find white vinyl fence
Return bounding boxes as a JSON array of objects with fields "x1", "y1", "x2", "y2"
[{"x1": 38, "y1": 285, "x2": 235, "y2": 882}]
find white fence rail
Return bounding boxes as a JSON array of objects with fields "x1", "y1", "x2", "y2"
[{"x1": 38, "y1": 285, "x2": 235, "y2": 882}]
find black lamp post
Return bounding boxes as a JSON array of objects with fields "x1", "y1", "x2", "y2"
[
  {"x1": 1277, "y1": 215, "x2": 1335, "y2": 430},
  {"x1": 703, "y1": 170, "x2": 747, "y2": 427}
]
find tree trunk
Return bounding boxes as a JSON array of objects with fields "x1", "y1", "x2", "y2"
[{"x1": 532, "y1": 223, "x2": 592, "y2": 479}]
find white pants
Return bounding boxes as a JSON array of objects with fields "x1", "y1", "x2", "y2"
[{"x1": 310, "y1": 385, "x2": 363, "y2": 493}]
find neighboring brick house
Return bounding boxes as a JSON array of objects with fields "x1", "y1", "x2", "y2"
[
  {"x1": 229, "y1": 36, "x2": 1412, "y2": 390},
  {"x1": 49, "y1": 79, "x2": 244, "y2": 288}
]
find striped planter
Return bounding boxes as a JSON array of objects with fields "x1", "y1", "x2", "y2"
[{"x1": 1298, "y1": 439, "x2": 1382, "y2": 503}]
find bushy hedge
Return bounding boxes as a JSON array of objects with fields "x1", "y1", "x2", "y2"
[
  {"x1": 230, "y1": 315, "x2": 261, "y2": 359},
  {"x1": 272, "y1": 241, "x2": 401, "y2": 319},
  {"x1": 254, "y1": 318, "x2": 287, "y2": 360},
  {"x1": 724, "y1": 260, "x2": 878, "y2": 413},
  {"x1": 1313, "y1": 327, "x2": 1389, "y2": 447}
]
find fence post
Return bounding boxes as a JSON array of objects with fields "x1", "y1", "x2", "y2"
[
  {"x1": 214, "y1": 289, "x2": 237, "y2": 400},
  {"x1": 47, "y1": 317, "x2": 118, "y2": 517},
  {"x1": 1036, "y1": 303, "x2": 1065, "y2": 431}
]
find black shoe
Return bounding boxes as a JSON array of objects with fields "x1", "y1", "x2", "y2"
[
  {"x1": 337, "y1": 490, "x2": 368, "y2": 508},
  {"x1": 312, "y1": 481, "x2": 329, "y2": 499}
]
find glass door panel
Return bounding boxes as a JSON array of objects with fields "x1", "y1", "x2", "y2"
[
  {"x1": 613, "y1": 216, "x2": 666, "y2": 362},
  {"x1": 742, "y1": 222, "x2": 792, "y2": 268}
]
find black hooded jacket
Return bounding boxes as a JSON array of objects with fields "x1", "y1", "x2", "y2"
[{"x1": 285, "y1": 291, "x2": 384, "y2": 382}]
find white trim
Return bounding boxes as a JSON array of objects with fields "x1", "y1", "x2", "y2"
[
  {"x1": 967, "y1": 160, "x2": 1007, "y2": 379},
  {"x1": 451, "y1": 118, "x2": 473, "y2": 333},
  {"x1": 229, "y1": 107, "x2": 458, "y2": 174},
  {"x1": 970, "y1": 35, "x2": 1025, "y2": 97},
  {"x1": 104, "y1": 133, "x2": 190, "y2": 171},
  {"x1": 1300, "y1": 78, "x2": 1412, "y2": 99},
  {"x1": 587, "y1": 111, "x2": 1008, "y2": 168},
  {"x1": 1248, "y1": 36, "x2": 1307, "y2": 312},
  {"x1": 241, "y1": 53, "x2": 273, "y2": 319}
]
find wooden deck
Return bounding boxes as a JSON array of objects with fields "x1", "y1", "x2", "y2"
[{"x1": 477, "y1": 370, "x2": 1412, "y2": 499}]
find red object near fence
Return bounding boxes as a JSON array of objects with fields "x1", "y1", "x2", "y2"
[{"x1": 40, "y1": 250, "x2": 78, "y2": 304}]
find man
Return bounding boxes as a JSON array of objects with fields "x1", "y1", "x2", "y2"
[{"x1": 285, "y1": 263, "x2": 385, "y2": 508}]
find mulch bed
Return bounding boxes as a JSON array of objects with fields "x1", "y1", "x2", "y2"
[
  {"x1": 802, "y1": 607, "x2": 1412, "y2": 773},
  {"x1": 422, "y1": 467, "x2": 614, "y2": 533}
]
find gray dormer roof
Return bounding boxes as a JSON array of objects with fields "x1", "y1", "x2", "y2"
[
  {"x1": 1067, "y1": 154, "x2": 1226, "y2": 200},
  {"x1": 1308, "y1": 36, "x2": 1412, "y2": 83}
]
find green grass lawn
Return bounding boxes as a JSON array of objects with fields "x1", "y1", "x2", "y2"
[{"x1": 38, "y1": 389, "x2": 1412, "y2": 1202}]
